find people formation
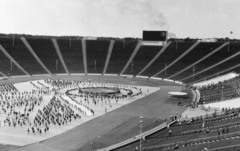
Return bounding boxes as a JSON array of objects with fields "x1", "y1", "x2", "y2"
[
  {"x1": 0, "y1": 83, "x2": 44, "y2": 130},
  {"x1": 46, "y1": 79, "x2": 143, "y2": 114},
  {"x1": 29, "y1": 96, "x2": 81, "y2": 134},
  {"x1": 0, "y1": 79, "x2": 145, "y2": 135}
]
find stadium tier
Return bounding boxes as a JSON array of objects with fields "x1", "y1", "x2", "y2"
[
  {"x1": 86, "y1": 40, "x2": 110, "y2": 73},
  {"x1": 113, "y1": 108, "x2": 240, "y2": 151},
  {"x1": 199, "y1": 76, "x2": 240, "y2": 103},
  {"x1": 57, "y1": 39, "x2": 84, "y2": 73},
  {"x1": 166, "y1": 42, "x2": 224, "y2": 80},
  {"x1": 0, "y1": 38, "x2": 48, "y2": 75},
  {"x1": 140, "y1": 42, "x2": 195, "y2": 78},
  {"x1": 0, "y1": 48, "x2": 24, "y2": 76},
  {"x1": 123, "y1": 45, "x2": 162, "y2": 76},
  {"x1": 26, "y1": 38, "x2": 66, "y2": 74},
  {"x1": 183, "y1": 43, "x2": 240, "y2": 83},
  {"x1": 106, "y1": 40, "x2": 138, "y2": 75},
  {"x1": 0, "y1": 37, "x2": 240, "y2": 83}
]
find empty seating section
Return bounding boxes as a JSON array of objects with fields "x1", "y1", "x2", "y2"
[
  {"x1": 86, "y1": 40, "x2": 110, "y2": 73},
  {"x1": 194, "y1": 57, "x2": 240, "y2": 85},
  {"x1": 168, "y1": 43, "x2": 223, "y2": 81},
  {"x1": 0, "y1": 38, "x2": 25, "y2": 76},
  {"x1": 123, "y1": 46, "x2": 162, "y2": 76},
  {"x1": 199, "y1": 76, "x2": 240, "y2": 103},
  {"x1": 26, "y1": 38, "x2": 65, "y2": 74},
  {"x1": 156, "y1": 42, "x2": 196, "y2": 78},
  {"x1": 0, "y1": 38, "x2": 47, "y2": 75},
  {"x1": 106, "y1": 40, "x2": 138, "y2": 74},
  {"x1": 57, "y1": 39, "x2": 84, "y2": 73},
  {"x1": 139, "y1": 42, "x2": 175, "y2": 77},
  {"x1": 183, "y1": 44, "x2": 236, "y2": 83},
  {"x1": 141, "y1": 42, "x2": 193, "y2": 78},
  {"x1": 185, "y1": 43, "x2": 240, "y2": 83}
]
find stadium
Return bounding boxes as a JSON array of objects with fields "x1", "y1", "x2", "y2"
[{"x1": 1, "y1": 1, "x2": 240, "y2": 151}]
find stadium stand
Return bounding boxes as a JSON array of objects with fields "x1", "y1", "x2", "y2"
[
  {"x1": 199, "y1": 76, "x2": 240, "y2": 103},
  {"x1": 2, "y1": 35, "x2": 240, "y2": 151},
  {"x1": 57, "y1": 39, "x2": 84, "y2": 73},
  {"x1": 0, "y1": 38, "x2": 47, "y2": 75},
  {"x1": 86, "y1": 40, "x2": 110, "y2": 73},
  {"x1": 183, "y1": 43, "x2": 239, "y2": 83},
  {"x1": 188, "y1": 43, "x2": 240, "y2": 83},
  {"x1": 140, "y1": 42, "x2": 195, "y2": 78},
  {"x1": 135, "y1": 108, "x2": 240, "y2": 151},
  {"x1": 167, "y1": 42, "x2": 224, "y2": 80},
  {"x1": 26, "y1": 38, "x2": 66, "y2": 74},
  {"x1": 0, "y1": 38, "x2": 27, "y2": 76},
  {"x1": 106, "y1": 40, "x2": 138, "y2": 74},
  {"x1": 123, "y1": 46, "x2": 162, "y2": 76}
]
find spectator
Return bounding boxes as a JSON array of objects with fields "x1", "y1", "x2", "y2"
[{"x1": 204, "y1": 146, "x2": 208, "y2": 151}]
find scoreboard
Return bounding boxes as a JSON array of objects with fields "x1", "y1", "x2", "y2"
[{"x1": 143, "y1": 31, "x2": 167, "y2": 41}]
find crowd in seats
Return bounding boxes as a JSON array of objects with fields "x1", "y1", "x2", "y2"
[
  {"x1": 148, "y1": 107, "x2": 240, "y2": 139},
  {"x1": 189, "y1": 75, "x2": 240, "y2": 104},
  {"x1": 142, "y1": 107, "x2": 240, "y2": 151}
]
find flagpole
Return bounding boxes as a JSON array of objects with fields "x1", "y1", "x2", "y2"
[
  {"x1": 131, "y1": 61, "x2": 133, "y2": 72},
  {"x1": 10, "y1": 60, "x2": 12, "y2": 71},
  {"x1": 165, "y1": 63, "x2": 167, "y2": 75},
  {"x1": 13, "y1": 35, "x2": 14, "y2": 46},
  {"x1": 228, "y1": 38, "x2": 230, "y2": 52},
  {"x1": 193, "y1": 66, "x2": 195, "y2": 79},
  {"x1": 56, "y1": 60, "x2": 58, "y2": 71},
  {"x1": 176, "y1": 39, "x2": 178, "y2": 50},
  {"x1": 94, "y1": 60, "x2": 96, "y2": 71}
]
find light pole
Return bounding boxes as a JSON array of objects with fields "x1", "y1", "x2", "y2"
[
  {"x1": 193, "y1": 66, "x2": 195, "y2": 79},
  {"x1": 139, "y1": 116, "x2": 144, "y2": 151},
  {"x1": 221, "y1": 86, "x2": 224, "y2": 100}
]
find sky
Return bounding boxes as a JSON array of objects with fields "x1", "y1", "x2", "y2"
[{"x1": 0, "y1": 0, "x2": 239, "y2": 38}]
